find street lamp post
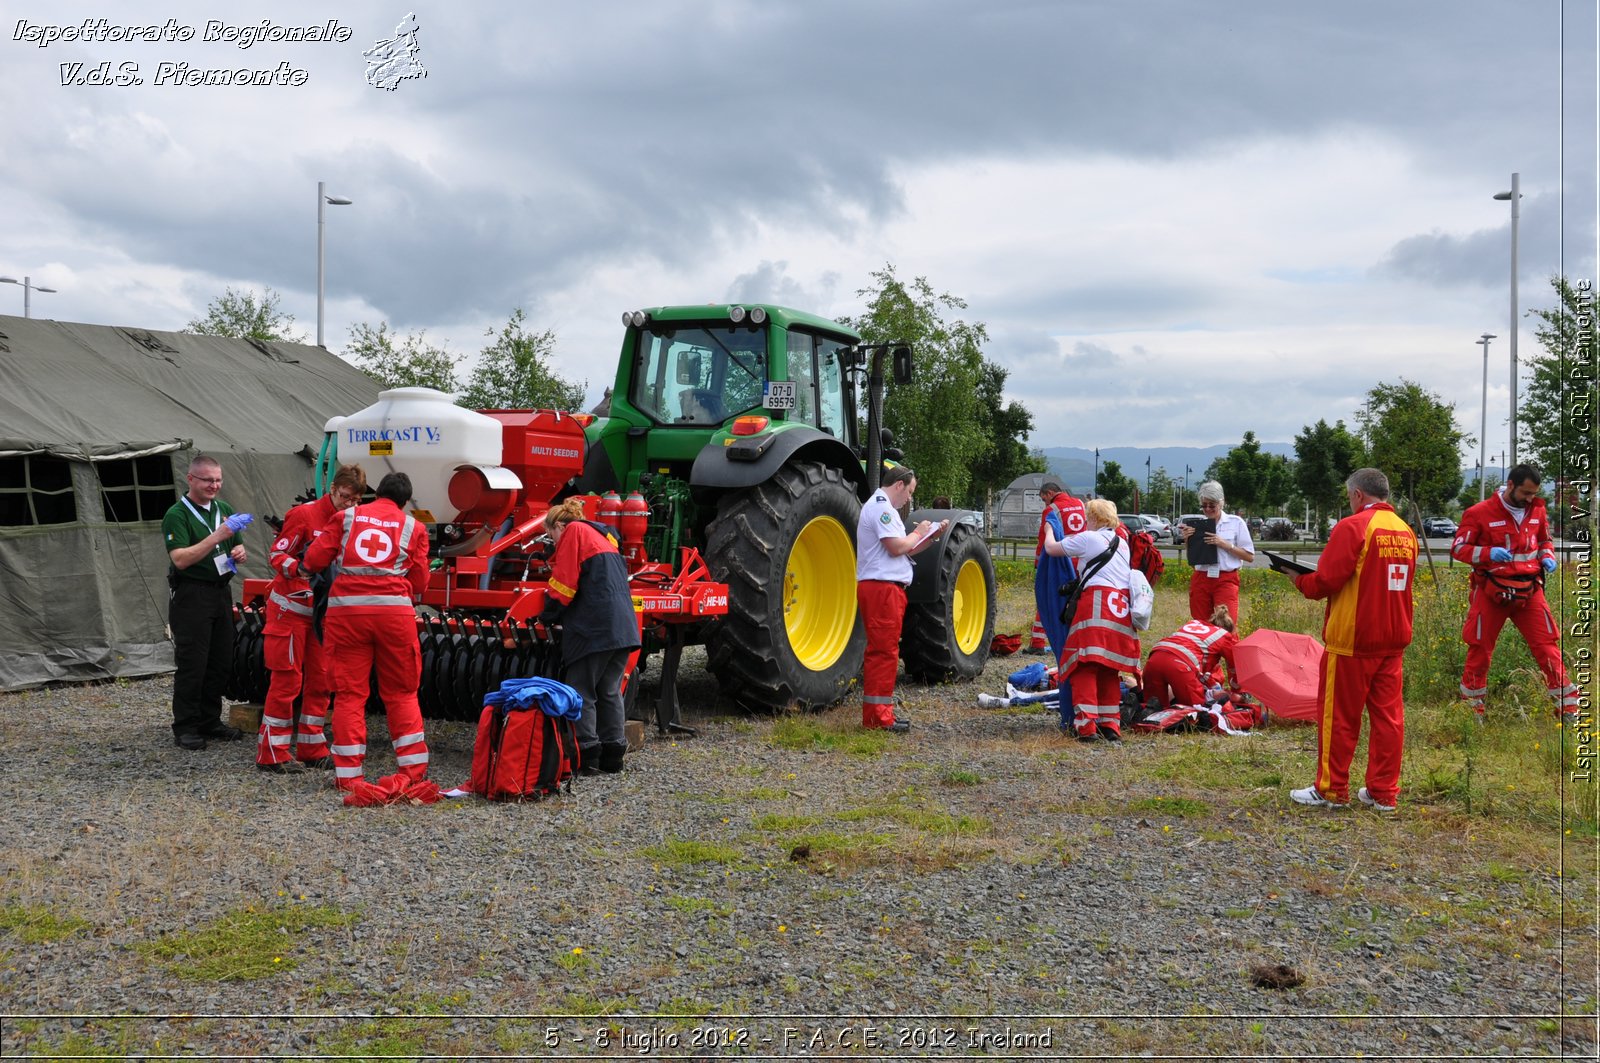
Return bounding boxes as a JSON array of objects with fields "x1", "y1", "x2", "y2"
[
  {"x1": 1493, "y1": 174, "x2": 1520, "y2": 465},
  {"x1": 1477, "y1": 333, "x2": 1495, "y2": 502},
  {"x1": 0, "y1": 275, "x2": 58, "y2": 318},
  {"x1": 317, "y1": 180, "x2": 353, "y2": 348},
  {"x1": 1092, "y1": 448, "x2": 1100, "y2": 499},
  {"x1": 1183, "y1": 464, "x2": 1191, "y2": 515}
]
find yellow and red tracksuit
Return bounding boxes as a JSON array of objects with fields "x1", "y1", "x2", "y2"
[
  {"x1": 257, "y1": 494, "x2": 339, "y2": 766},
  {"x1": 300, "y1": 498, "x2": 431, "y2": 790},
  {"x1": 1294, "y1": 502, "x2": 1416, "y2": 806},
  {"x1": 1143, "y1": 619, "x2": 1238, "y2": 707},
  {"x1": 1452, "y1": 491, "x2": 1576, "y2": 716},
  {"x1": 1030, "y1": 492, "x2": 1085, "y2": 649}
]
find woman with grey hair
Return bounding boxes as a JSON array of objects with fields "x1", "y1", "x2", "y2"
[{"x1": 1178, "y1": 480, "x2": 1254, "y2": 623}]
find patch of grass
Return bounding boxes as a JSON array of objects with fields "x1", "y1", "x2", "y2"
[
  {"x1": 1128, "y1": 796, "x2": 1211, "y2": 818},
  {"x1": 754, "y1": 812, "x2": 824, "y2": 832},
  {"x1": 135, "y1": 903, "x2": 359, "y2": 981},
  {"x1": 832, "y1": 802, "x2": 988, "y2": 836},
  {"x1": 555, "y1": 946, "x2": 596, "y2": 974},
  {"x1": 941, "y1": 768, "x2": 984, "y2": 786},
  {"x1": 9, "y1": 1030, "x2": 135, "y2": 1059},
  {"x1": 0, "y1": 901, "x2": 92, "y2": 944},
  {"x1": 769, "y1": 717, "x2": 893, "y2": 757},
  {"x1": 642, "y1": 837, "x2": 746, "y2": 867},
  {"x1": 664, "y1": 896, "x2": 734, "y2": 917}
]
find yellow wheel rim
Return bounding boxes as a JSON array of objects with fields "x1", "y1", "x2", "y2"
[
  {"x1": 952, "y1": 556, "x2": 988, "y2": 656},
  {"x1": 784, "y1": 515, "x2": 858, "y2": 671}
]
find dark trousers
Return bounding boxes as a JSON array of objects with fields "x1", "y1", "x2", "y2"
[
  {"x1": 565, "y1": 648, "x2": 630, "y2": 748},
  {"x1": 169, "y1": 580, "x2": 235, "y2": 737}
]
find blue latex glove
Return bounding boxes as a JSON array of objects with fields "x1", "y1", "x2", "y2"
[
  {"x1": 1542, "y1": 557, "x2": 1557, "y2": 573},
  {"x1": 1489, "y1": 547, "x2": 1512, "y2": 562},
  {"x1": 223, "y1": 513, "x2": 254, "y2": 534}
]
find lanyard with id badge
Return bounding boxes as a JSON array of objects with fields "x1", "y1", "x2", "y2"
[{"x1": 181, "y1": 496, "x2": 236, "y2": 576}]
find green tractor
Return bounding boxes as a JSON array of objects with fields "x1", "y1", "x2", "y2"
[{"x1": 575, "y1": 303, "x2": 996, "y2": 712}]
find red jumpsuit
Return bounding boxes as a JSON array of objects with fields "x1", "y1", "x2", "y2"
[
  {"x1": 1054, "y1": 528, "x2": 1141, "y2": 738},
  {"x1": 257, "y1": 494, "x2": 339, "y2": 766},
  {"x1": 1294, "y1": 502, "x2": 1416, "y2": 806},
  {"x1": 1143, "y1": 619, "x2": 1238, "y2": 707},
  {"x1": 300, "y1": 499, "x2": 431, "y2": 790},
  {"x1": 1030, "y1": 491, "x2": 1085, "y2": 649},
  {"x1": 1452, "y1": 490, "x2": 1576, "y2": 717}
]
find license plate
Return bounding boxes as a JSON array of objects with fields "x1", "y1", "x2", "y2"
[{"x1": 763, "y1": 381, "x2": 796, "y2": 410}]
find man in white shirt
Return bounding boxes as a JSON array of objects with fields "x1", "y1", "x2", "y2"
[
  {"x1": 855, "y1": 466, "x2": 947, "y2": 732},
  {"x1": 1178, "y1": 480, "x2": 1254, "y2": 623}
]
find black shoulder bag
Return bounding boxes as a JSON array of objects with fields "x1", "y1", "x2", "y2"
[{"x1": 1059, "y1": 535, "x2": 1119, "y2": 624}]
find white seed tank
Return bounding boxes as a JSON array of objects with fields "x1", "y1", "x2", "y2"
[{"x1": 334, "y1": 387, "x2": 505, "y2": 521}]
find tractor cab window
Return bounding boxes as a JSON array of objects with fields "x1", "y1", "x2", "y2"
[
  {"x1": 815, "y1": 337, "x2": 850, "y2": 441},
  {"x1": 633, "y1": 324, "x2": 767, "y2": 426},
  {"x1": 785, "y1": 331, "x2": 852, "y2": 441}
]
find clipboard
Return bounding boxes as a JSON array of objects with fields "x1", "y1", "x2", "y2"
[
  {"x1": 1264, "y1": 551, "x2": 1314, "y2": 577},
  {"x1": 1183, "y1": 517, "x2": 1218, "y2": 566}
]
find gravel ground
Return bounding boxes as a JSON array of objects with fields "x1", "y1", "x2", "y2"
[{"x1": 0, "y1": 648, "x2": 1595, "y2": 1060}]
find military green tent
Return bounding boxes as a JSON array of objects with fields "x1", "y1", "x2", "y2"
[{"x1": 0, "y1": 314, "x2": 381, "y2": 690}]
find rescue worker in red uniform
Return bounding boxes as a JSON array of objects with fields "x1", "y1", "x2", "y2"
[
  {"x1": 1289, "y1": 468, "x2": 1416, "y2": 811},
  {"x1": 1044, "y1": 498, "x2": 1141, "y2": 742},
  {"x1": 538, "y1": 498, "x2": 642, "y2": 775},
  {"x1": 1029, "y1": 480, "x2": 1086, "y2": 653},
  {"x1": 1142, "y1": 605, "x2": 1238, "y2": 708},
  {"x1": 855, "y1": 466, "x2": 947, "y2": 732},
  {"x1": 293, "y1": 472, "x2": 431, "y2": 792},
  {"x1": 1452, "y1": 464, "x2": 1576, "y2": 720},
  {"x1": 255, "y1": 465, "x2": 366, "y2": 773}
]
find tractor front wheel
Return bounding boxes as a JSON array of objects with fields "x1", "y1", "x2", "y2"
[{"x1": 705, "y1": 462, "x2": 865, "y2": 711}]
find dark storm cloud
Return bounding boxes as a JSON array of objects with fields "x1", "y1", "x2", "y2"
[{"x1": 1378, "y1": 188, "x2": 1596, "y2": 289}]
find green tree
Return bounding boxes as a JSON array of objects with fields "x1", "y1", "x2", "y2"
[
  {"x1": 1294, "y1": 418, "x2": 1365, "y2": 529},
  {"x1": 184, "y1": 286, "x2": 303, "y2": 342},
  {"x1": 1359, "y1": 379, "x2": 1465, "y2": 516},
  {"x1": 843, "y1": 266, "x2": 989, "y2": 504},
  {"x1": 1095, "y1": 460, "x2": 1138, "y2": 507},
  {"x1": 460, "y1": 308, "x2": 586, "y2": 411},
  {"x1": 345, "y1": 321, "x2": 460, "y2": 392},
  {"x1": 1207, "y1": 431, "x2": 1284, "y2": 512},
  {"x1": 964, "y1": 362, "x2": 1048, "y2": 507},
  {"x1": 1145, "y1": 467, "x2": 1175, "y2": 516},
  {"x1": 1522, "y1": 276, "x2": 1598, "y2": 498}
]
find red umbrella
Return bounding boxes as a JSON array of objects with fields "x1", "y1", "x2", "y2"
[{"x1": 1233, "y1": 629, "x2": 1326, "y2": 723}]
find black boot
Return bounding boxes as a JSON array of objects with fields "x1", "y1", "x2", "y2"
[
  {"x1": 599, "y1": 742, "x2": 626, "y2": 774},
  {"x1": 578, "y1": 744, "x2": 602, "y2": 777}
]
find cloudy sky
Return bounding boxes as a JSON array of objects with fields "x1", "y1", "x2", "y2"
[{"x1": 2, "y1": 1, "x2": 1595, "y2": 455}]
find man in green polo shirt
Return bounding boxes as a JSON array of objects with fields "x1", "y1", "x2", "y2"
[{"x1": 162, "y1": 454, "x2": 252, "y2": 750}]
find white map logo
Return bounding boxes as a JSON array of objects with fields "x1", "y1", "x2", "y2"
[{"x1": 364, "y1": 12, "x2": 426, "y2": 91}]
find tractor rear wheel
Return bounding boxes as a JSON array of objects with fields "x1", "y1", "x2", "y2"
[
  {"x1": 901, "y1": 521, "x2": 996, "y2": 682},
  {"x1": 705, "y1": 461, "x2": 865, "y2": 711}
]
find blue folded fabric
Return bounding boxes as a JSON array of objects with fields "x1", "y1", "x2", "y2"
[
  {"x1": 1008, "y1": 662, "x2": 1051, "y2": 692},
  {"x1": 487, "y1": 676, "x2": 585, "y2": 720}
]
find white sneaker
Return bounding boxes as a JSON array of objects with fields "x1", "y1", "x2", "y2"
[
  {"x1": 1289, "y1": 785, "x2": 1347, "y2": 809},
  {"x1": 1356, "y1": 787, "x2": 1396, "y2": 812},
  {"x1": 976, "y1": 692, "x2": 1009, "y2": 709}
]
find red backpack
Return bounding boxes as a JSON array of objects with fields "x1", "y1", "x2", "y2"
[
  {"x1": 468, "y1": 703, "x2": 579, "y2": 801},
  {"x1": 1128, "y1": 529, "x2": 1165, "y2": 582}
]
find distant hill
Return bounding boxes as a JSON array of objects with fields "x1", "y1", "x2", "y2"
[
  {"x1": 1039, "y1": 444, "x2": 1294, "y2": 494},
  {"x1": 1038, "y1": 443, "x2": 1502, "y2": 499}
]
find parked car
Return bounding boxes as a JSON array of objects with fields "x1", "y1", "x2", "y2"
[
  {"x1": 1118, "y1": 513, "x2": 1155, "y2": 537},
  {"x1": 1139, "y1": 514, "x2": 1173, "y2": 541},
  {"x1": 1422, "y1": 516, "x2": 1457, "y2": 538}
]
